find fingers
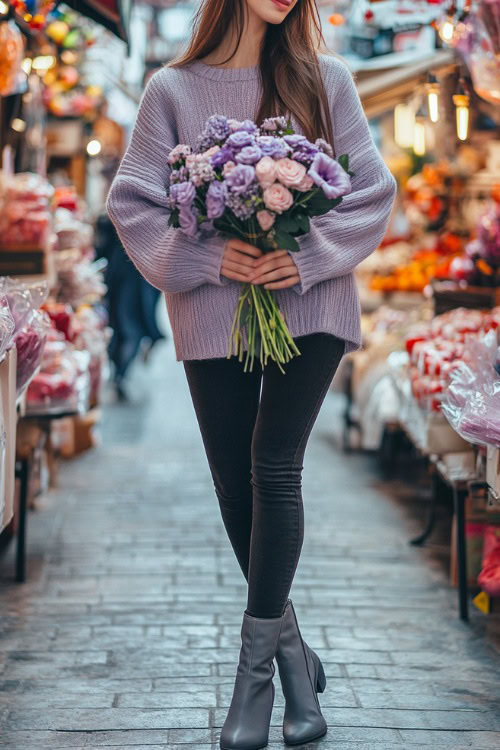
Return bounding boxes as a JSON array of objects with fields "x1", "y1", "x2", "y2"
[
  {"x1": 221, "y1": 268, "x2": 257, "y2": 283},
  {"x1": 227, "y1": 238, "x2": 262, "y2": 258},
  {"x1": 225, "y1": 247, "x2": 257, "y2": 269},
  {"x1": 252, "y1": 249, "x2": 288, "y2": 267},
  {"x1": 263, "y1": 275, "x2": 301, "y2": 290},
  {"x1": 249, "y1": 257, "x2": 297, "y2": 285}
]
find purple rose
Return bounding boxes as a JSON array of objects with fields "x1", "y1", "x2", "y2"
[
  {"x1": 224, "y1": 164, "x2": 256, "y2": 195},
  {"x1": 283, "y1": 134, "x2": 307, "y2": 147},
  {"x1": 206, "y1": 181, "x2": 227, "y2": 219},
  {"x1": 178, "y1": 205, "x2": 198, "y2": 237},
  {"x1": 211, "y1": 146, "x2": 234, "y2": 168},
  {"x1": 235, "y1": 145, "x2": 263, "y2": 165},
  {"x1": 256, "y1": 136, "x2": 291, "y2": 159},
  {"x1": 169, "y1": 180, "x2": 196, "y2": 207},
  {"x1": 227, "y1": 131, "x2": 255, "y2": 150},
  {"x1": 292, "y1": 140, "x2": 319, "y2": 165},
  {"x1": 307, "y1": 152, "x2": 352, "y2": 199}
]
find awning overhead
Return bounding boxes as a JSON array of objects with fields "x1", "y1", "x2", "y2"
[{"x1": 60, "y1": 0, "x2": 132, "y2": 44}]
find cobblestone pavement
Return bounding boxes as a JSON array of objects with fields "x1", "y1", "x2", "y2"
[{"x1": 1, "y1": 338, "x2": 500, "y2": 750}]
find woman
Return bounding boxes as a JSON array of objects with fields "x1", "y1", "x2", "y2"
[{"x1": 107, "y1": 1, "x2": 396, "y2": 748}]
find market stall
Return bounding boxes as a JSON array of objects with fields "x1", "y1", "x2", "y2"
[{"x1": 342, "y1": 0, "x2": 500, "y2": 620}]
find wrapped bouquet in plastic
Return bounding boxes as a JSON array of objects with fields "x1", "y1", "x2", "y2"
[{"x1": 441, "y1": 330, "x2": 500, "y2": 447}]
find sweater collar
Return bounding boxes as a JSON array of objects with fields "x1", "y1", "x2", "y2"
[{"x1": 187, "y1": 60, "x2": 260, "y2": 82}]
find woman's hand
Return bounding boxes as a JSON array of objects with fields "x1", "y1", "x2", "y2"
[
  {"x1": 248, "y1": 249, "x2": 301, "y2": 290},
  {"x1": 221, "y1": 238, "x2": 262, "y2": 282}
]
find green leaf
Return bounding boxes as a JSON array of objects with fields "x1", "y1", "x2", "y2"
[
  {"x1": 338, "y1": 153, "x2": 355, "y2": 178},
  {"x1": 296, "y1": 213, "x2": 310, "y2": 233},
  {"x1": 308, "y1": 194, "x2": 343, "y2": 217},
  {"x1": 338, "y1": 154, "x2": 349, "y2": 173},
  {"x1": 275, "y1": 214, "x2": 299, "y2": 233},
  {"x1": 273, "y1": 229, "x2": 301, "y2": 252}
]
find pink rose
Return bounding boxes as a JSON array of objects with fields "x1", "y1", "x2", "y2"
[
  {"x1": 263, "y1": 183, "x2": 294, "y2": 214},
  {"x1": 222, "y1": 161, "x2": 236, "y2": 176},
  {"x1": 295, "y1": 173, "x2": 315, "y2": 192},
  {"x1": 257, "y1": 210, "x2": 275, "y2": 231},
  {"x1": 255, "y1": 157, "x2": 277, "y2": 189},
  {"x1": 274, "y1": 158, "x2": 307, "y2": 188}
]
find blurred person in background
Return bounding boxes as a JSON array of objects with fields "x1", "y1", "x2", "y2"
[
  {"x1": 107, "y1": 0, "x2": 396, "y2": 747},
  {"x1": 95, "y1": 207, "x2": 166, "y2": 401}
]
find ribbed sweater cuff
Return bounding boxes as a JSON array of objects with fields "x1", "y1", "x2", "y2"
[{"x1": 202, "y1": 233, "x2": 229, "y2": 286}]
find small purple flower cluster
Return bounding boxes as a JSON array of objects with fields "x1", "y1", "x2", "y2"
[{"x1": 166, "y1": 115, "x2": 352, "y2": 237}]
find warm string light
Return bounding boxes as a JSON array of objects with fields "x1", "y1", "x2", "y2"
[
  {"x1": 413, "y1": 119, "x2": 426, "y2": 157},
  {"x1": 426, "y1": 83, "x2": 440, "y2": 123},
  {"x1": 87, "y1": 139, "x2": 102, "y2": 156},
  {"x1": 453, "y1": 93, "x2": 470, "y2": 140},
  {"x1": 0, "y1": 0, "x2": 9, "y2": 14},
  {"x1": 394, "y1": 104, "x2": 415, "y2": 149}
]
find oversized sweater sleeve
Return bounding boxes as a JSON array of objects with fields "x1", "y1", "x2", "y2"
[
  {"x1": 291, "y1": 59, "x2": 397, "y2": 295},
  {"x1": 106, "y1": 71, "x2": 228, "y2": 294}
]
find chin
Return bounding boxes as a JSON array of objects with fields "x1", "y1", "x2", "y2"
[{"x1": 252, "y1": 0, "x2": 295, "y2": 25}]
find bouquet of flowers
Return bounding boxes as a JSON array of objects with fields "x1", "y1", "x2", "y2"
[{"x1": 167, "y1": 115, "x2": 352, "y2": 372}]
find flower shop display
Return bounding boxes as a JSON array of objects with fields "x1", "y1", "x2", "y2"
[
  {"x1": 406, "y1": 307, "x2": 500, "y2": 414},
  {"x1": 26, "y1": 329, "x2": 90, "y2": 415},
  {"x1": 14, "y1": 309, "x2": 50, "y2": 394},
  {"x1": 441, "y1": 330, "x2": 500, "y2": 447},
  {"x1": 167, "y1": 115, "x2": 352, "y2": 372},
  {"x1": 0, "y1": 173, "x2": 54, "y2": 250}
]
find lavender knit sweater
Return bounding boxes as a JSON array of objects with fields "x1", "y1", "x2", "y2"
[{"x1": 107, "y1": 55, "x2": 396, "y2": 361}]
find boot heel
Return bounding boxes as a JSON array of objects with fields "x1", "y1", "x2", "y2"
[{"x1": 314, "y1": 655, "x2": 327, "y2": 693}]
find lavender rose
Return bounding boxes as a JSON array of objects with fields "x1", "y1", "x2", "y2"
[
  {"x1": 169, "y1": 181, "x2": 196, "y2": 207},
  {"x1": 283, "y1": 134, "x2": 307, "y2": 148},
  {"x1": 308, "y1": 152, "x2": 352, "y2": 199},
  {"x1": 211, "y1": 146, "x2": 234, "y2": 168},
  {"x1": 178, "y1": 205, "x2": 198, "y2": 237},
  {"x1": 257, "y1": 136, "x2": 291, "y2": 159},
  {"x1": 227, "y1": 131, "x2": 255, "y2": 150},
  {"x1": 206, "y1": 181, "x2": 227, "y2": 220},
  {"x1": 235, "y1": 145, "x2": 263, "y2": 165},
  {"x1": 224, "y1": 164, "x2": 256, "y2": 195}
]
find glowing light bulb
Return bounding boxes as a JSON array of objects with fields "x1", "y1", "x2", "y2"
[
  {"x1": 413, "y1": 121, "x2": 426, "y2": 156},
  {"x1": 87, "y1": 140, "x2": 102, "y2": 156},
  {"x1": 426, "y1": 84, "x2": 440, "y2": 123},
  {"x1": 453, "y1": 94, "x2": 470, "y2": 141},
  {"x1": 439, "y1": 18, "x2": 455, "y2": 43},
  {"x1": 32, "y1": 55, "x2": 56, "y2": 72},
  {"x1": 21, "y1": 58, "x2": 32, "y2": 75},
  {"x1": 0, "y1": 1, "x2": 9, "y2": 14},
  {"x1": 11, "y1": 118, "x2": 26, "y2": 133},
  {"x1": 394, "y1": 104, "x2": 415, "y2": 149}
]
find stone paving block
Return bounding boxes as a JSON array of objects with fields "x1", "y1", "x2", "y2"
[
  {"x1": 117, "y1": 689, "x2": 217, "y2": 708},
  {"x1": 5, "y1": 707, "x2": 210, "y2": 731}
]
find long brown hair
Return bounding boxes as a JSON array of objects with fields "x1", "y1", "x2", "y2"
[{"x1": 170, "y1": 0, "x2": 334, "y2": 145}]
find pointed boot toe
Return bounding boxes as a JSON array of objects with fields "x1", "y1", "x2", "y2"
[
  {"x1": 220, "y1": 612, "x2": 284, "y2": 750},
  {"x1": 276, "y1": 600, "x2": 328, "y2": 746}
]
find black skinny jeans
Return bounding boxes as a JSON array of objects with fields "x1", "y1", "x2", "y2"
[{"x1": 183, "y1": 332, "x2": 345, "y2": 618}]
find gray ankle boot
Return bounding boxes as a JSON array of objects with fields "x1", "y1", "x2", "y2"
[
  {"x1": 276, "y1": 600, "x2": 327, "y2": 745},
  {"x1": 220, "y1": 611, "x2": 284, "y2": 750}
]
